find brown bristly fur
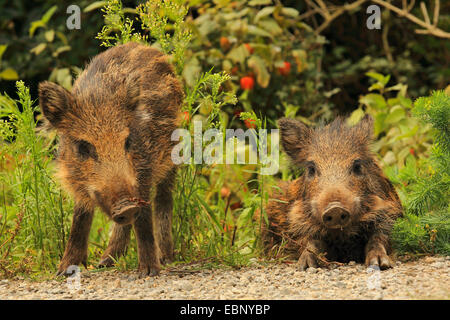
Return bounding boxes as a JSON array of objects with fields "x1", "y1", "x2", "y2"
[
  {"x1": 262, "y1": 115, "x2": 403, "y2": 270},
  {"x1": 38, "y1": 42, "x2": 183, "y2": 276}
]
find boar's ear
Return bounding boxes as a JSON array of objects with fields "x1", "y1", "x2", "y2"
[
  {"x1": 278, "y1": 118, "x2": 312, "y2": 164},
  {"x1": 38, "y1": 81, "x2": 73, "y2": 128},
  {"x1": 355, "y1": 114, "x2": 374, "y2": 142}
]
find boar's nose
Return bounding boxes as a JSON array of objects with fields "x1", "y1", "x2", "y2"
[
  {"x1": 322, "y1": 202, "x2": 350, "y2": 229},
  {"x1": 112, "y1": 200, "x2": 140, "y2": 225}
]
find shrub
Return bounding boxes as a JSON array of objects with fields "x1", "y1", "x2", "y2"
[{"x1": 388, "y1": 91, "x2": 450, "y2": 255}]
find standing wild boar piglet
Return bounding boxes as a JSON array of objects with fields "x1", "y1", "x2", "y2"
[
  {"x1": 263, "y1": 115, "x2": 403, "y2": 270},
  {"x1": 38, "y1": 42, "x2": 183, "y2": 276}
]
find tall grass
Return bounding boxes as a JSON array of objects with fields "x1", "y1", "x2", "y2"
[{"x1": 0, "y1": 81, "x2": 72, "y2": 276}]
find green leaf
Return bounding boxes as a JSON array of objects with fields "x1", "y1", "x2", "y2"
[
  {"x1": 247, "y1": 25, "x2": 273, "y2": 38},
  {"x1": 280, "y1": 7, "x2": 299, "y2": 18},
  {"x1": 226, "y1": 45, "x2": 249, "y2": 64},
  {"x1": 254, "y1": 6, "x2": 274, "y2": 22},
  {"x1": 385, "y1": 105, "x2": 406, "y2": 124},
  {"x1": 52, "y1": 45, "x2": 71, "y2": 57},
  {"x1": 258, "y1": 18, "x2": 282, "y2": 36},
  {"x1": 368, "y1": 82, "x2": 384, "y2": 92},
  {"x1": 41, "y1": 5, "x2": 58, "y2": 24},
  {"x1": 84, "y1": 1, "x2": 107, "y2": 12},
  {"x1": 30, "y1": 43, "x2": 47, "y2": 55},
  {"x1": 398, "y1": 95, "x2": 413, "y2": 109},
  {"x1": 248, "y1": 0, "x2": 272, "y2": 6},
  {"x1": 29, "y1": 20, "x2": 46, "y2": 37},
  {"x1": 374, "y1": 113, "x2": 387, "y2": 136},
  {"x1": 55, "y1": 68, "x2": 72, "y2": 90},
  {"x1": 0, "y1": 45, "x2": 7, "y2": 61},
  {"x1": 0, "y1": 68, "x2": 19, "y2": 80},
  {"x1": 196, "y1": 194, "x2": 221, "y2": 231},
  {"x1": 360, "y1": 93, "x2": 387, "y2": 109},
  {"x1": 366, "y1": 71, "x2": 385, "y2": 82},
  {"x1": 347, "y1": 108, "x2": 365, "y2": 126},
  {"x1": 44, "y1": 30, "x2": 55, "y2": 42},
  {"x1": 366, "y1": 72, "x2": 390, "y2": 85},
  {"x1": 248, "y1": 55, "x2": 270, "y2": 88}
]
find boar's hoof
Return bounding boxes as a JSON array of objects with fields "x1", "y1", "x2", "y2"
[
  {"x1": 298, "y1": 251, "x2": 319, "y2": 271},
  {"x1": 365, "y1": 249, "x2": 392, "y2": 270},
  {"x1": 56, "y1": 262, "x2": 86, "y2": 277},
  {"x1": 98, "y1": 256, "x2": 115, "y2": 268},
  {"x1": 138, "y1": 265, "x2": 161, "y2": 278}
]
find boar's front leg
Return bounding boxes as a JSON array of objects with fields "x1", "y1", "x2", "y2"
[
  {"x1": 364, "y1": 195, "x2": 402, "y2": 270},
  {"x1": 154, "y1": 168, "x2": 176, "y2": 264},
  {"x1": 57, "y1": 203, "x2": 94, "y2": 276},
  {"x1": 365, "y1": 235, "x2": 391, "y2": 269},
  {"x1": 133, "y1": 204, "x2": 161, "y2": 277},
  {"x1": 98, "y1": 224, "x2": 132, "y2": 267},
  {"x1": 298, "y1": 239, "x2": 327, "y2": 271}
]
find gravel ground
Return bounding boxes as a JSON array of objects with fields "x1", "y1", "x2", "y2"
[{"x1": 0, "y1": 256, "x2": 449, "y2": 300}]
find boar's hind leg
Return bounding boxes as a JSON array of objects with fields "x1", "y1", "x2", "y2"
[
  {"x1": 57, "y1": 204, "x2": 94, "y2": 276},
  {"x1": 133, "y1": 205, "x2": 161, "y2": 277},
  {"x1": 298, "y1": 239, "x2": 327, "y2": 271},
  {"x1": 98, "y1": 224, "x2": 132, "y2": 267},
  {"x1": 155, "y1": 168, "x2": 176, "y2": 264}
]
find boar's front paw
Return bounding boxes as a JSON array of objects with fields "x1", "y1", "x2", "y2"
[
  {"x1": 138, "y1": 263, "x2": 161, "y2": 278},
  {"x1": 98, "y1": 255, "x2": 116, "y2": 268},
  {"x1": 56, "y1": 257, "x2": 87, "y2": 277},
  {"x1": 298, "y1": 251, "x2": 319, "y2": 271},
  {"x1": 365, "y1": 249, "x2": 392, "y2": 270}
]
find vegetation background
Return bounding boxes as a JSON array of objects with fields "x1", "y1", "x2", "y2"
[{"x1": 0, "y1": 0, "x2": 448, "y2": 278}]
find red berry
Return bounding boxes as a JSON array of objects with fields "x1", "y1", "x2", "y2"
[
  {"x1": 244, "y1": 43, "x2": 254, "y2": 54},
  {"x1": 220, "y1": 37, "x2": 231, "y2": 50},
  {"x1": 220, "y1": 187, "x2": 231, "y2": 198},
  {"x1": 240, "y1": 76, "x2": 255, "y2": 90},
  {"x1": 244, "y1": 119, "x2": 256, "y2": 129},
  {"x1": 278, "y1": 61, "x2": 291, "y2": 76},
  {"x1": 409, "y1": 148, "x2": 415, "y2": 156}
]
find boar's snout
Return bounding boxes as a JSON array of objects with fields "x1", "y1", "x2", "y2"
[
  {"x1": 322, "y1": 202, "x2": 350, "y2": 229},
  {"x1": 112, "y1": 200, "x2": 140, "y2": 225}
]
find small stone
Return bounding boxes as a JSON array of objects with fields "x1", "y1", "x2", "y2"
[
  {"x1": 114, "y1": 279, "x2": 121, "y2": 288},
  {"x1": 348, "y1": 261, "x2": 356, "y2": 266},
  {"x1": 307, "y1": 267, "x2": 318, "y2": 274},
  {"x1": 423, "y1": 256, "x2": 434, "y2": 264}
]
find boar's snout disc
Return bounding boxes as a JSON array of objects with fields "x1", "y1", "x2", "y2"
[
  {"x1": 112, "y1": 204, "x2": 140, "y2": 225},
  {"x1": 322, "y1": 202, "x2": 350, "y2": 229}
]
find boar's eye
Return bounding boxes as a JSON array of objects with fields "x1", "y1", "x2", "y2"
[
  {"x1": 351, "y1": 159, "x2": 363, "y2": 175},
  {"x1": 124, "y1": 135, "x2": 131, "y2": 152},
  {"x1": 306, "y1": 161, "x2": 316, "y2": 178},
  {"x1": 76, "y1": 140, "x2": 97, "y2": 160}
]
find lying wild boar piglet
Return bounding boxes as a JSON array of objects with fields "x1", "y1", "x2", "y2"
[{"x1": 263, "y1": 115, "x2": 402, "y2": 270}]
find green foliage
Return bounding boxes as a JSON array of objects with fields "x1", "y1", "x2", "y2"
[
  {"x1": 0, "y1": 81, "x2": 72, "y2": 277},
  {"x1": 138, "y1": 0, "x2": 192, "y2": 74},
  {"x1": 349, "y1": 72, "x2": 433, "y2": 168},
  {"x1": 182, "y1": 0, "x2": 332, "y2": 127},
  {"x1": 0, "y1": 0, "x2": 104, "y2": 93},
  {"x1": 387, "y1": 91, "x2": 450, "y2": 255},
  {"x1": 0, "y1": 45, "x2": 19, "y2": 81},
  {"x1": 96, "y1": 0, "x2": 143, "y2": 48}
]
